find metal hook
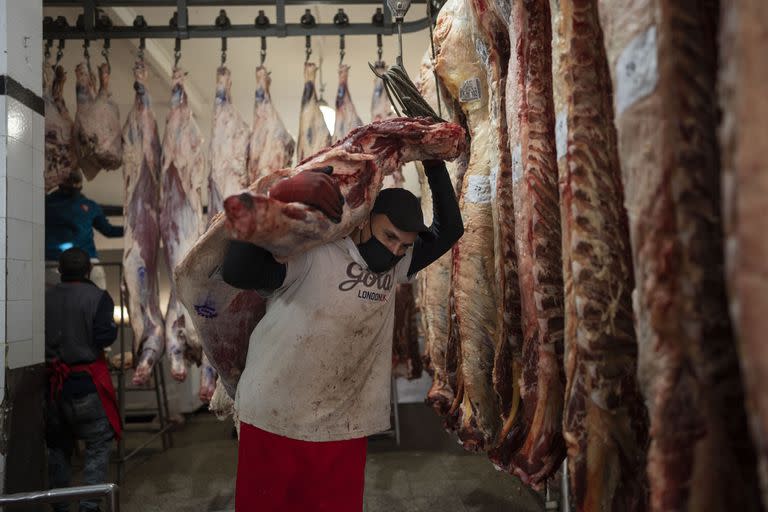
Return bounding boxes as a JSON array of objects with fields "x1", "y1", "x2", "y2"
[
  {"x1": 260, "y1": 37, "x2": 267, "y2": 66},
  {"x1": 220, "y1": 37, "x2": 227, "y2": 66},
  {"x1": 376, "y1": 33, "x2": 384, "y2": 63},
  {"x1": 174, "y1": 38, "x2": 181, "y2": 68},
  {"x1": 44, "y1": 39, "x2": 53, "y2": 60},
  {"x1": 102, "y1": 38, "x2": 111, "y2": 70},
  {"x1": 305, "y1": 35, "x2": 312, "y2": 63},
  {"x1": 339, "y1": 35, "x2": 346, "y2": 65},
  {"x1": 138, "y1": 37, "x2": 146, "y2": 61},
  {"x1": 56, "y1": 39, "x2": 65, "y2": 66}
]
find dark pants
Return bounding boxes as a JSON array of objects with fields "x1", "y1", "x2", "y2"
[{"x1": 46, "y1": 391, "x2": 114, "y2": 512}]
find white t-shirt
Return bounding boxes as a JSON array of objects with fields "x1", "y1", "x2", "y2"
[{"x1": 234, "y1": 238, "x2": 414, "y2": 442}]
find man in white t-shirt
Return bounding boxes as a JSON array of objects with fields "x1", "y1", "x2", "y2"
[{"x1": 221, "y1": 160, "x2": 462, "y2": 512}]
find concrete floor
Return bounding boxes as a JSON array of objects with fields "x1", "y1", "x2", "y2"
[{"x1": 107, "y1": 404, "x2": 546, "y2": 512}]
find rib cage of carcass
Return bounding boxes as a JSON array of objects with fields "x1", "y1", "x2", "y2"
[{"x1": 175, "y1": 117, "x2": 466, "y2": 399}]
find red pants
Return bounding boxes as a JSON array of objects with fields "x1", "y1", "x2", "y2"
[{"x1": 235, "y1": 422, "x2": 367, "y2": 512}]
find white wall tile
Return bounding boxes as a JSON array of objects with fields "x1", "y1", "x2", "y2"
[
  {"x1": 0, "y1": 97, "x2": 6, "y2": 137},
  {"x1": 5, "y1": 0, "x2": 43, "y2": 96},
  {"x1": 0, "y1": 302, "x2": 5, "y2": 343},
  {"x1": 0, "y1": 175, "x2": 6, "y2": 220},
  {"x1": 6, "y1": 130, "x2": 33, "y2": 184},
  {"x1": 7, "y1": 259, "x2": 31, "y2": 302},
  {"x1": 31, "y1": 110, "x2": 44, "y2": 152},
  {"x1": 6, "y1": 300, "x2": 32, "y2": 343},
  {"x1": 6, "y1": 98, "x2": 33, "y2": 149},
  {"x1": 0, "y1": 0, "x2": 7, "y2": 77},
  {"x1": 7, "y1": 339, "x2": 33, "y2": 369},
  {"x1": 7, "y1": 218, "x2": 33, "y2": 261},
  {"x1": 7, "y1": 177, "x2": 33, "y2": 222},
  {"x1": 32, "y1": 147, "x2": 44, "y2": 190},
  {"x1": 33, "y1": 221, "x2": 44, "y2": 264},
  {"x1": 0, "y1": 258, "x2": 5, "y2": 302},
  {"x1": 33, "y1": 184, "x2": 44, "y2": 226}
]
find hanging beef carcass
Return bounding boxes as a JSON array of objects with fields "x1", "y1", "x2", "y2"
[
  {"x1": 552, "y1": 0, "x2": 649, "y2": 508},
  {"x1": 433, "y1": 0, "x2": 500, "y2": 451},
  {"x1": 73, "y1": 61, "x2": 122, "y2": 179},
  {"x1": 333, "y1": 64, "x2": 364, "y2": 143},
  {"x1": 176, "y1": 117, "x2": 466, "y2": 397},
  {"x1": 492, "y1": 0, "x2": 565, "y2": 486},
  {"x1": 297, "y1": 62, "x2": 332, "y2": 162},
  {"x1": 392, "y1": 283, "x2": 423, "y2": 380},
  {"x1": 719, "y1": 0, "x2": 768, "y2": 507},
  {"x1": 598, "y1": 0, "x2": 760, "y2": 509},
  {"x1": 208, "y1": 66, "x2": 250, "y2": 222},
  {"x1": 247, "y1": 66, "x2": 295, "y2": 182},
  {"x1": 371, "y1": 61, "x2": 395, "y2": 122},
  {"x1": 44, "y1": 60, "x2": 77, "y2": 191},
  {"x1": 199, "y1": 354, "x2": 217, "y2": 402},
  {"x1": 121, "y1": 59, "x2": 165, "y2": 385},
  {"x1": 154, "y1": 68, "x2": 205, "y2": 384}
]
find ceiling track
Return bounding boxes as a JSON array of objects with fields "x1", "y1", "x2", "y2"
[{"x1": 43, "y1": 0, "x2": 435, "y2": 40}]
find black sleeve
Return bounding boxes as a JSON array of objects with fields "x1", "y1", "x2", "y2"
[
  {"x1": 93, "y1": 291, "x2": 118, "y2": 349},
  {"x1": 408, "y1": 161, "x2": 464, "y2": 276},
  {"x1": 222, "y1": 240, "x2": 287, "y2": 292}
]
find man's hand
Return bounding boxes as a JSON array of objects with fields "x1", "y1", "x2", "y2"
[{"x1": 269, "y1": 166, "x2": 344, "y2": 222}]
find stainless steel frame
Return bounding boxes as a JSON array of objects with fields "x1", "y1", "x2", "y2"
[{"x1": 0, "y1": 484, "x2": 120, "y2": 512}]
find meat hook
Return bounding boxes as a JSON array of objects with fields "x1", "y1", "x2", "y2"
[{"x1": 260, "y1": 36, "x2": 267, "y2": 67}]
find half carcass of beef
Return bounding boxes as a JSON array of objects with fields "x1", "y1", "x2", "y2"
[
  {"x1": 73, "y1": 61, "x2": 122, "y2": 179},
  {"x1": 297, "y1": 62, "x2": 332, "y2": 162},
  {"x1": 599, "y1": 0, "x2": 760, "y2": 509},
  {"x1": 175, "y1": 117, "x2": 465, "y2": 397},
  {"x1": 333, "y1": 64, "x2": 364, "y2": 143},
  {"x1": 44, "y1": 62, "x2": 77, "y2": 191},
  {"x1": 719, "y1": 0, "x2": 768, "y2": 508},
  {"x1": 392, "y1": 283, "x2": 423, "y2": 380},
  {"x1": 553, "y1": 0, "x2": 648, "y2": 509}
]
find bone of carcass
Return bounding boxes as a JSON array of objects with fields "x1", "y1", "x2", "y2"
[
  {"x1": 44, "y1": 61, "x2": 77, "y2": 191},
  {"x1": 599, "y1": 0, "x2": 760, "y2": 509},
  {"x1": 199, "y1": 354, "x2": 217, "y2": 403},
  {"x1": 73, "y1": 61, "x2": 122, "y2": 179},
  {"x1": 121, "y1": 59, "x2": 165, "y2": 385},
  {"x1": 719, "y1": 0, "x2": 768, "y2": 508},
  {"x1": 175, "y1": 117, "x2": 465, "y2": 398},
  {"x1": 297, "y1": 62, "x2": 332, "y2": 162},
  {"x1": 333, "y1": 65, "x2": 364, "y2": 143},
  {"x1": 433, "y1": 0, "x2": 500, "y2": 451},
  {"x1": 154, "y1": 68, "x2": 205, "y2": 384},
  {"x1": 247, "y1": 66, "x2": 295, "y2": 182},
  {"x1": 553, "y1": 0, "x2": 649, "y2": 508},
  {"x1": 208, "y1": 66, "x2": 250, "y2": 222}
]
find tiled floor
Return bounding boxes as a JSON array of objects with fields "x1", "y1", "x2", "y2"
[{"x1": 105, "y1": 404, "x2": 546, "y2": 512}]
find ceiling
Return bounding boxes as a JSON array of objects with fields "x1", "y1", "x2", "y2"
[{"x1": 42, "y1": 4, "x2": 434, "y2": 215}]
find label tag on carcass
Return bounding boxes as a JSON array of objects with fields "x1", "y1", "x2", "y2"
[
  {"x1": 459, "y1": 78, "x2": 482, "y2": 103},
  {"x1": 465, "y1": 175, "x2": 492, "y2": 203},
  {"x1": 555, "y1": 109, "x2": 568, "y2": 160},
  {"x1": 512, "y1": 144, "x2": 523, "y2": 183},
  {"x1": 616, "y1": 25, "x2": 658, "y2": 116}
]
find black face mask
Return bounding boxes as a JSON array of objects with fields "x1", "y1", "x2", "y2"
[{"x1": 357, "y1": 234, "x2": 403, "y2": 273}]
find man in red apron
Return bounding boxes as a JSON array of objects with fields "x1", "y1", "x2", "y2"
[{"x1": 45, "y1": 248, "x2": 121, "y2": 512}]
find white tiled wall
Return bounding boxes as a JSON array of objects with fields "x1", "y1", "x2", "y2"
[{"x1": 5, "y1": 1, "x2": 43, "y2": 96}]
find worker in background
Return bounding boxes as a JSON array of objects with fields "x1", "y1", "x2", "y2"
[
  {"x1": 222, "y1": 161, "x2": 463, "y2": 511},
  {"x1": 45, "y1": 248, "x2": 121, "y2": 512},
  {"x1": 45, "y1": 170, "x2": 124, "y2": 290}
]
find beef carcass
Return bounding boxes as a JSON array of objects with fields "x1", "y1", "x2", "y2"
[
  {"x1": 247, "y1": 66, "x2": 295, "y2": 182},
  {"x1": 208, "y1": 67, "x2": 250, "y2": 221},
  {"x1": 719, "y1": 0, "x2": 768, "y2": 506},
  {"x1": 121, "y1": 59, "x2": 165, "y2": 384},
  {"x1": 392, "y1": 283, "x2": 423, "y2": 380},
  {"x1": 433, "y1": 0, "x2": 500, "y2": 451},
  {"x1": 199, "y1": 354, "x2": 217, "y2": 403},
  {"x1": 297, "y1": 62, "x2": 332, "y2": 162},
  {"x1": 176, "y1": 117, "x2": 466, "y2": 396},
  {"x1": 73, "y1": 61, "x2": 122, "y2": 179},
  {"x1": 553, "y1": 0, "x2": 649, "y2": 509},
  {"x1": 487, "y1": 0, "x2": 566, "y2": 485},
  {"x1": 371, "y1": 61, "x2": 395, "y2": 122},
  {"x1": 44, "y1": 61, "x2": 77, "y2": 191},
  {"x1": 154, "y1": 68, "x2": 205, "y2": 384},
  {"x1": 598, "y1": 0, "x2": 760, "y2": 509},
  {"x1": 333, "y1": 64, "x2": 364, "y2": 143}
]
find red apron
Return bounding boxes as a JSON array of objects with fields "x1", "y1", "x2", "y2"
[
  {"x1": 236, "y1": 422, "x2": 367, "y2": 512},
  {"x1": 47, "y1": 356, "x2": 122, "y2": 441}
]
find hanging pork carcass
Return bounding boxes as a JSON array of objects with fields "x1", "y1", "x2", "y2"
[
  {"x1": 73, "y1": 60, "x2": 122, "y2": 179},
  {"x1": 44, "y1": 60, "x2": 78, "y2": 191},
  {"x1": 247, "y1": 66, "x2": 295, "y2": 182},
  {"x1": 598, "y1": 0, "x2": 760, "y2": 509},
  {"x1": 297, "y1": 62, "x2": 332, "y2": 162},
  {"x1": 433, "y1": 0, "x2": 500, "y2": 451},
  {"x1": 719, "y1": 0, "x2": 768, "y2": 507},
  {"x1": 208, "y1": 66, "x2": 250, "y2": 222},
  {"x1": 121, "y1": 58, "x2": 165, "y2": 385},
  {"x1": 155, "y1": 67, "x2": 205, "y2": 384},
  {"x1": 552, "y1": 0, "x2": 650, "y2": 509},
  {"x1": 176, "y1": 117, "x2": 466, "y2": 399}
]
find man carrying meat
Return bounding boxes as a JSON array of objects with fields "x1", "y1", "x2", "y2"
[{"x1": 222, "y1": 160, "x2": 462, "y2": 511}]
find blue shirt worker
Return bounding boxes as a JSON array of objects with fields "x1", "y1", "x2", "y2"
[{"x1": 45, "y1": 171, "x2": 124, "y2": 289}]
